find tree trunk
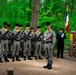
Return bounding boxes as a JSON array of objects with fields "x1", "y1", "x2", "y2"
[{"x1": 32, "y1": 0, "x2": 39, "y2": 31}]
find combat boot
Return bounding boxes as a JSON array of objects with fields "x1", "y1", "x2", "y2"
[
  {"x1": 24, "y1": 56, "x2": 26, "y2": 61},
  {"x1": 43, "y1": 63, "x2": 49, "y2": 68},
  {"x1": 38, "y1": 56, "x2": 43, "y2": 60},
  {"x1": 5, "y1": 56, "x2": 9, "y2": 62},
  {"x1": 12, "y1": 57, "x2": 15, "y2": 62},
  {"x1": 35, "y1": 56, "x2": 37, "y2": 60},
  {"x1": 0, "y1": 57, "x2": 3, "y2": 63},
  {"x1": 28, "y1": 56, "x2": 33, "y2": 60},
  {"x1": 16, "y1": 56, "x2": 21, "y2": 61},
  {"x1": 47, "y1": 64, "x2": 52, "y2": 69}
]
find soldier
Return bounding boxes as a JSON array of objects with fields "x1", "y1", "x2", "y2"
[
  {"x1": 34, "y1": 26, "x2": 43, "y2": 60},
  {"x1": 30, "y1": 27, "x2": 35, "y2": 57},
  {"x1": 43, "y1": 22, "x2": 56, "y2": 69},
  {"x1": 7, "y1": 24, "x2": 12, "y2": 58},
  {"x1": 12, "y1": 24, "x2": 21, "y2": 62},
  {"x1": 0, "y1": 29, "x2": 3, "y2": 63},
  {"x1": 56, "y1": 28, "x2": 66, "y2": 58},
  {"x1": 23, "y1": 24, "x2": 32, "y2": 60},
  {"x1": 0, "y1": 22, "x2": 9, "y2": 62},
  {"x1": 19, "y1": 25, "x2": 24, "y2": 57}
]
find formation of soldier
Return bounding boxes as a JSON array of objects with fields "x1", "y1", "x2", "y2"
[{"x1": 0, "y1": 22, "x2": 57, "y2": 70}]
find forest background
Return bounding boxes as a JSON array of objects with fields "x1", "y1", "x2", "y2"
[{"x1": 0, "y1": 0, "x2": 76, "y2": 51}]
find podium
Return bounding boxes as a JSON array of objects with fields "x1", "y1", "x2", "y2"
[
  {"x1": 6, "y1": 68, "x2": 13, "y2": 75},
  {"x1": 69, "y1": 31, "x2": 76, "y2": 57}
]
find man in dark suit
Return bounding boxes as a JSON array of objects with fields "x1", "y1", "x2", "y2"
[{"x1": 56, "y1": 29, "x2": 66, "y2": 58}]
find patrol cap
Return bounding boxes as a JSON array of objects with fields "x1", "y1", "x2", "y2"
[
  {"x1": 3, "y1": 22, "x2": 8, "y2": 25},
  {"x1": 7, "y1": 24, "x2": 10, "y2": 27},
  {"x1": 30, "y1": 27, "x2": 34, "y2": 30},
  {"x1": 37, "y1": 26, "x2": 41, "y2": 29},
  {"x1": 59, "y1": 28, "x2": 63, "y2": 30},
  {"x1": 19, "y1": 24, "x2": 23, "y2": 27},
  {"x1": 15, "y1": 23, "x2": 19, "y2": 26},
  {"x1": 46, "y1": 22, "x2": 50, "y2": 26},
  {"x1": 26, "y1": 23, "x2": 30, "y2": 27}
]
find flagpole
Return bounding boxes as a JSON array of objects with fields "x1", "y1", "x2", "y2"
[{"x1": 66, "y1": 5, "x2": 68, "y2": 12}]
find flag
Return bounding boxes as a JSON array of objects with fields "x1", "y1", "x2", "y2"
[{"x1": 65, "y1": 5, "x2": 69, "y2": 33}]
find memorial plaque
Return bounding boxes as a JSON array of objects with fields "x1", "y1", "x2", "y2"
[{"x1": 69, "y1": 31, "x2": 76, "y2": 57}]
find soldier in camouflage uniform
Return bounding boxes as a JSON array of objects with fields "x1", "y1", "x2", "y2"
[
  {"x1": 7, "y1": 24, "x2": 12, "y2": 58},
  {"x1": 43, "y1": 22, "x2": 56, "y2": 69},
  {"x1": 12, "y1": 24, "x2": 21, "y2": 62},
  {"x1": 34, "y1": 26, "x2": 43, "y2": 60},
  {"x1": 0, "y1": 29, "x2": 3, "y2": 63},
  {"x1": 30, "y1": 27, "x2": 35, "y2": 57},
  {"x1": 23, "y1": 24, "x2": 32, "y2": 60},
  {"x1": 0, "y1": 22, "x2": 9, "y2": 62},
  {"x1": 19, "y1": 25, "x2": 24, "y2": 57}
]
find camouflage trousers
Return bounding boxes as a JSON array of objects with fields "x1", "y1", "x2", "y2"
[
  {"x1": 1, "y1": 40, "x2": 8, "y2": 57},
  {"x1": 0, "y1": 41, "x2": 3, "y2": 57},
  {"x1": 44, "y1": 43, "x2": 53, "y2": 65},
  {"x1": 23, "y1": 40, "x2": 31, "y2": 57},
  {"x1": 35, "y1": 41, "x2": 42, "y2": 57},
  {"x1": 12, "y1": 41, "x2": 20, "y2": 57}
]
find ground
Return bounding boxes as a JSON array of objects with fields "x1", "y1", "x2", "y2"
[{"x1": 0, "y1": 56, "x2": 76, "y2": 75}]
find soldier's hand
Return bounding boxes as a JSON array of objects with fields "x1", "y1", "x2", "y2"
[{"x1": 51, "y1": 46, "x2": 54, "y2": 50}]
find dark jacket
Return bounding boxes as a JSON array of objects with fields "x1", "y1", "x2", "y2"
[{"x1": 56, "y1": 33, "x2": 66, "y2": 45}]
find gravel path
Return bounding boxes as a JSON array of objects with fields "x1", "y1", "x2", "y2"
[{"x1": 0, "y1": 57, "x2": 76, "y2": 75}]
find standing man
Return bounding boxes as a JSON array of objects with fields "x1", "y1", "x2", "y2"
[
  {"x1": 7, "y1": 24, "x2": 12, "y2": 58},
  {"x1": 19, "y1": 25, "x2": 24, "y2": 57},
  {"x1": 0, "y1": 29, "x2": 3, "y2": 63},
  {"x1": 24, "y1": 24, "x2": 32, "y2": 60},
  {"x1": 34, "y1": 26, "x2": 43, "y2": 60},
  {"x1": 56, "y1": 28, "x2": 66, "y2": 58},
  {"x1": 0, "y1": 22, "x2": 9, "y2": 62},
  {"x1": 12, "y1": 24, "x2": 21, "y2": 62},
  {"x1": 43, "y1": 22, "x2": 56, "y2": 69},
  {"x1": 30, "y1": 27, "x2": 35, "y2": 57}
]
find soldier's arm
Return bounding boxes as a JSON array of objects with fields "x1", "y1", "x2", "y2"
[
  {"x1": 52, "y1": 31, "x2": 56, "y2": 47},
  {"x1": 0, "y1": 29, "x2": 2, "y2": 37},
  {"x1": 0, "y1": 29, "x2": 1, "y2": 34},
  {"x1": 23, "y1": 31, "x2": 26, "y2": 38},
  {"x1": 34, "y1": 32, "x2": 36, "y2": 39},
  {"x1": 21, "y1": 31, "x2": 25, "y2": 39},
  {"x1": 11, "y1": 31, "x2": 15, "y2": 39},
  {"x1": 43, "y1": 32, "x2": 47, "y2": 41}
]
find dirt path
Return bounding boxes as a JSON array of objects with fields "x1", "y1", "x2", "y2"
[{"x1": 0, "y1": 57, "x2": 76, "y2": 75}]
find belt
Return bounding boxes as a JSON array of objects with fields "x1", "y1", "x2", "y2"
[
  {"x1": 45, "y1": 41, "x2": 52, "y2": 43},
  {"x1": 15, "y1": 40, "x2": 20, "y2": 41},
  {"x1": 37, "y1": 40, "x2": 42, "y2": 42},
  {"x1": 2, "y1": 39, "x2": 8, "y2": 40}
]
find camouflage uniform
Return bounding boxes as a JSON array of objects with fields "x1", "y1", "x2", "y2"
[
  {"x1": 24, "y1": 29, "x2": 32, "y2": 60},
  {"x1": 0, "y1": 28, "x2": 9, "y2": 62},
  {"x1": 34, "y1": 31, "x2": 43, "y2": 59},
  {"x1": 19, "y1": 30, "x2": 24, "y2": 57},
  {"x1": 43, "y1": 29, "x2": 56, "y2": 69},
  {"x1": 12, "y1": 29, "x2": 21, "y2": 61},
  {"x1": 0, "y1": 29, "x2": 3, "y2": 62},
  {"x1": 31, "y1": 31, "x2": 35, "y2": 57},
  {"x1": 7, "y1": 30, "x2": 12, "y2": 58}
]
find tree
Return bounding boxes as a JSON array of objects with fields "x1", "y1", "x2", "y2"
[{"x1": 32, "y1": 0, "x2": 40, "y2": 31}]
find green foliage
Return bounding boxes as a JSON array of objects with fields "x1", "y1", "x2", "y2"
[
  {"x1": 0, "y1": 0, "x2": 76, "y2": 50},
  {"x1": 39, "y1": 0, "x2": 76, "y2": 50},
  {"x1": 0, "y1": 0, "x2": 32, "y2": 29}
]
